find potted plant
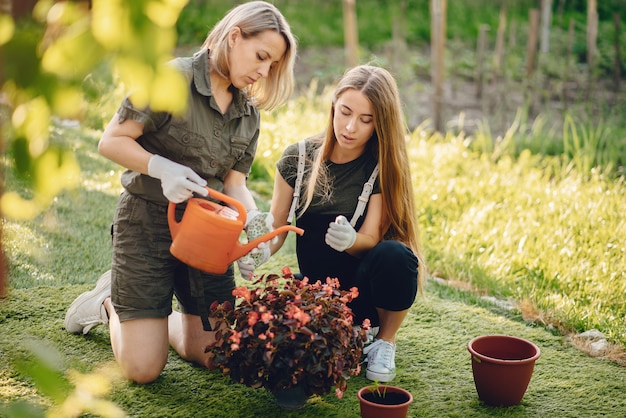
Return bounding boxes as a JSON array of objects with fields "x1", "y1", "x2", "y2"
[
  {"x1": 357, "y1": 381, "x2": 414, "y2": 418},
  {"x1": 206, "y1": 266, "x2": 369, "y2": 410}
]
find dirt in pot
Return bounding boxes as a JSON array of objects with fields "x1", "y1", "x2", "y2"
[{"x1": 362, "y1": 391, "x2": 410, "y2": 405}]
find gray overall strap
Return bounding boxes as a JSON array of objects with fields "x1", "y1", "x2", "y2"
[
  {"x1": 288, "y1": 140, "x2": 379, "y2": 227},
  {"x1": 287, "y1": 140, "x2": 306, "y2": 224},
  {"x1": 349, "y1": 163, "x2": 379, "y2": 227}
]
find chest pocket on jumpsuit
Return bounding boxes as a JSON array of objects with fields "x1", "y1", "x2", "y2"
[
  {"x1": 229, "y1": 135, "x2": 249, "y2": 160},
  {"x1": 167, "y1": 124, "x2": 206, "y2": 170},
  {"x1": 210, "y1": 133, "x2": 253, "y2": 179}
]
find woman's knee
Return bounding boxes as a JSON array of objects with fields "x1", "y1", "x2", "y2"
[
  {"x1": 119, "y1": 353, "x2": 167, "y2": 384},
  {"x1": 360, "y1": 240, "x2": 418, "y2": 309},
  {"x1": 115, "y1": 320, "x2": 169, "y2": 384},
  {"x1": 366, "y1": 241, "x2": 418, "y2": 272}
]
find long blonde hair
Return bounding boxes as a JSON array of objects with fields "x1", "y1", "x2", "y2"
[
  {"x1": 302, "y1": 65, "x2": 425, "y2": 291},
  {"x1": 201, "y1": 1, "x2": 297, "y2": 111}
]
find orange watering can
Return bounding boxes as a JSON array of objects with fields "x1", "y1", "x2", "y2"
[{"x1": 168, "y1": 187, "x2": 304, "y2": 274}]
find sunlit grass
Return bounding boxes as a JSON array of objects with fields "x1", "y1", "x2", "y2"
[{"x1": 407, "y1": 133, "x2": 625, "y2": 345}]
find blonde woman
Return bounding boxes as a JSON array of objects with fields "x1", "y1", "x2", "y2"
[
  {"x1": 266, "y1": 65, "x2": 424, "y2": 382},
  {"x1": 64, "y1": 1, "x2": 297, "y2": 384}
]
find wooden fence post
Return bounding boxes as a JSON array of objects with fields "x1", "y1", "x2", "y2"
[
  {"x1": 0, "y1": 0, "x2": 17, "y2": 298},
  {"x1": 540, "y1": 0, "x2": 552, "y2": 53},
  {"x1": 493, "y1": 5, "x2": 506, "y2": 84},
  {"x1": 391, "y1": 0, "x2": 407, "y2": 73},
  {"x1": 430, "y1": 0, "x2": 446, "y2": 133},
  {"x1": 562, "y1": 18, "x2": 575, "y2": 109},
  {"x1": 586, "y1": 0, "x2": 598, "y2": 99},
  {"x1": 613, "y1": 12, "x2": 621, "y2": 95},
  {"x1": 343, "y1": 0, "x2": 359, "y2": 68},
  {"x1": 475, "y1": 24, "x2": 489, "y2": 100},
  {"x1": 526, "y1": 9, "x2": 539, "y2": 78}
]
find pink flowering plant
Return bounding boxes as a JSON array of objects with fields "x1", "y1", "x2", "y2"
[{"x1": 206, "y1": 266, "x2": 370, "y2": 398}]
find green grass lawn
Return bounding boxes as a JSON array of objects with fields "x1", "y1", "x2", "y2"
[
  {"x1": 2, "y1": 91, "x2": 626, "y2": 416},
  {"x1": 2, "y1": 276, "x2": 626, "y2": 417}
]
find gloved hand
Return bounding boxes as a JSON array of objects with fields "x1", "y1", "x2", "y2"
[
  {"x1": 148, "y1": 154, "x2": 208, "y2": 203},
  {"x1": 325, "y1": 215, "x2": 357, "y2": 252},
  {"x1": 236, "y1": 211, "x2": 274, "y2": 280},
  {"x1": 237, "y1": 242, "x2": 269, "y2": 280},
  {"x1": 216, "y1": 205, "x2": 239, "y2": 220}
]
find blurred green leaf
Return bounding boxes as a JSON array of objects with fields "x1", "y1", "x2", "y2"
[
  {"x1": 13, "y1": 339, "x2": 72, "y2": 404},
  {"x1": 0, "y1": 400, "x2": 46, "y2": 418}
]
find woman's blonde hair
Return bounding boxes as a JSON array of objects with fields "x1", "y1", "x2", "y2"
[
  {"x1": 302, "y1": 65, "x2": 426, "y2": 292},
  {"x1": 201, "y1": 1, "x2": 297, "y2": 111}
]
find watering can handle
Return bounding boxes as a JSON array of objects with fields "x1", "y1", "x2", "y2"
[
  {"x1": 203, "y1": 187, "x2": 247, "y2": 224},
  {"x1": 167, "y1": 187, "x2": 248, "y2": 240},
  {"x1": 167, "y1": 201, "x2": 180, "y2": 240}
]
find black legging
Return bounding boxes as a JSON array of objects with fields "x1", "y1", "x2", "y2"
[
  {"x1": 296, "y1": 240, "x2": 418, "y2": 327},
  {"x1": 350, "y1": 240, "x2": 419, "y2": 327}
]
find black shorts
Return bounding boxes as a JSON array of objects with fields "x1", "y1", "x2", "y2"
[{"x1": 110, "y1": 192, "x2": 235, "y2": 322}]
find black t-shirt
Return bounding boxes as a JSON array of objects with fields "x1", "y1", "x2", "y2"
[{"x1": 276, "y1": 139, "x2": 380, "y2": 289}]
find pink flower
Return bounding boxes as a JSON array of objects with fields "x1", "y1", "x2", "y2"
[
  {"x1": 229, "y1": 331, "x2": 242, "y2": 346},
  {"x1": 260, "y1": 312, "x2": 274, "y2": 323},
  {"x1": 285, "y1": 304, "x2": 311, "y2": 325},
  {"x1": 335, "y1": 388, "x2": 344, "y2": 399},
  {"x1": 361, "y1": 318, "x2": 372, "y2": 330},
  {"x1": 248, "y1": 311, "x2": 259, "y2": 327},
  {"x1": 232, "y1": 286, "x2": 251, "y2": 302}
]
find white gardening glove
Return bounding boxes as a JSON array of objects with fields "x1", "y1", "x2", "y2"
[
  {"x1": 147, "y1": 154, "x2": 208, "y2": 203},
  {"x1": 325, "y1": 215, "x2": 357, "y2": 252},
  {"x1": 236, "y1": 211, "x2": 274, "y2": 280}
]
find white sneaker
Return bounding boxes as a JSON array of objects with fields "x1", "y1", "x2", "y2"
[
  {"x1": 64, "y1": 270, "x2": 111, "y2": 334},
  {"x1": 363, "y1": 339, "x2": 396, "y2": 382}
]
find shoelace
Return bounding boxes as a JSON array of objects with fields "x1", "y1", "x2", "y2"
[{"x1": 363, "y1": 339, "x2": 394, "y2": 368}]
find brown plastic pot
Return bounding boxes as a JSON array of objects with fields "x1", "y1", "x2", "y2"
[
  {"x1": 357, "y1": 385, "x2": 413, "y2": 418},
  {"x1": 468, "y1": 335, "x2": 540, "y2": 407}
]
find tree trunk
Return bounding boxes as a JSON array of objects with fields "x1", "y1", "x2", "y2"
[
  {"x1": 586, "y1": 0, "x2": 598, "y2": 99},
  {"x1": 613, "y1": 12, "x2": 621, "y2": 94},
  {"x1": 342, "y1": 0, "x2": 359, "y2": 68},
  {"x1": 540, "y1": 0, "x2": 552, "y2": 53},
  {"x1": 475, "y1": 24, "x2": 489, "y2": 100},
  {"x1": 430, "y1": 0, "x2": 446, "y2": 133},
  {"x1": 391, "y1": 0, "x2": 407, "y2": 72},
  {"x1": 493, "y1": 5, "x2": 506, "y2": 83},
  {"x1": 526, "y1": 9, "x2": 539, "y2": 77}
]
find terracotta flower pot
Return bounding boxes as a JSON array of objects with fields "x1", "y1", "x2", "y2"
[
  {"x1": 468, "y1": 335, "x2": 541, "y2": 407},
  {"x1": 357, "y1": 385, "x2": 413, "y2": 418}
]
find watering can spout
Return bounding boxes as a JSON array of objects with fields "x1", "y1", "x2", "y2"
[{"x1": 232, "y1": 225, "x2": 304, "y2": 261}]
